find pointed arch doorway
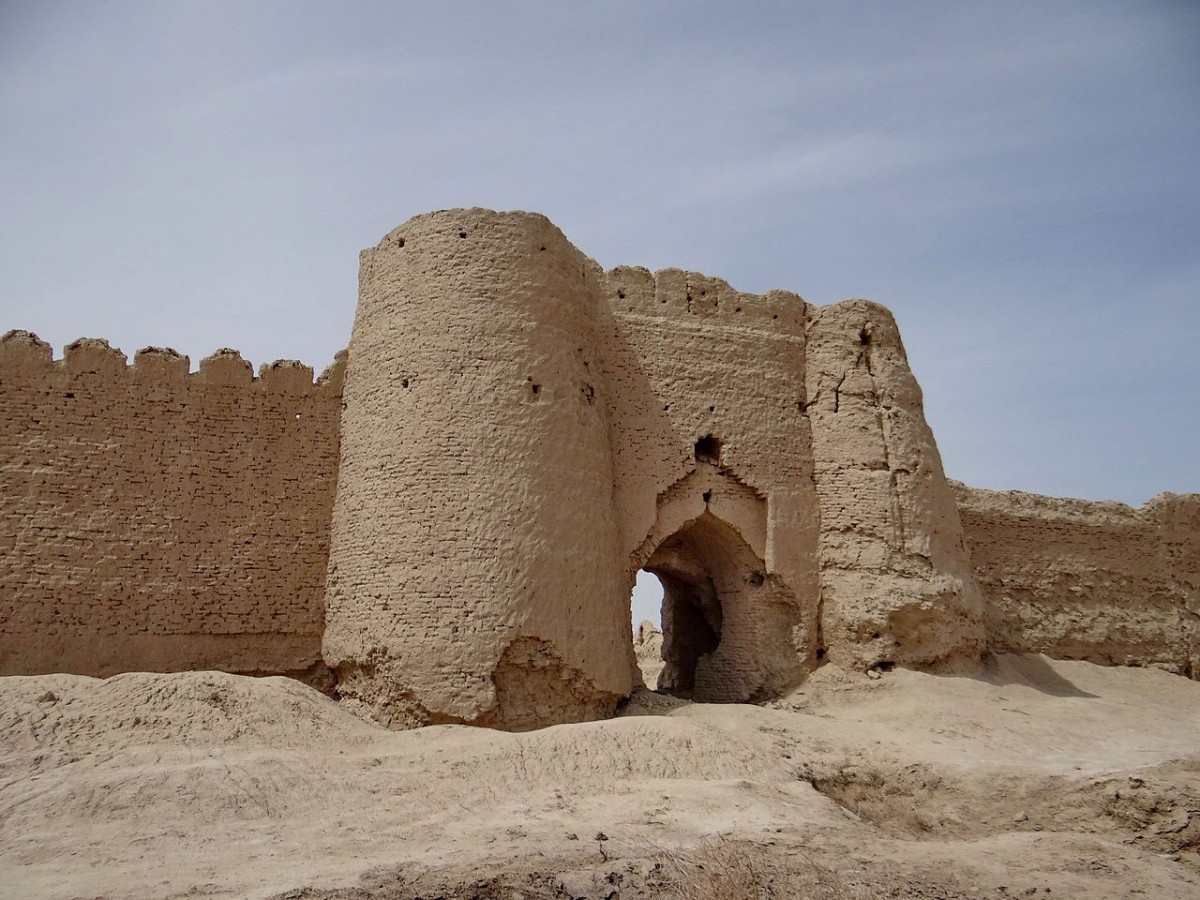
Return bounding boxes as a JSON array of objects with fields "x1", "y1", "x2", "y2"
[{"x1": 631, "y1": 457, "x2": 810, "y2": 702}]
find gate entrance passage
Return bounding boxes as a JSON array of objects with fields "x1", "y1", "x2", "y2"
[{"x1": 642, "y1": 511, "x2": 769, "y2": 701}]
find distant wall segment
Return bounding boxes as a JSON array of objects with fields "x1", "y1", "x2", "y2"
[
  {"x1": 0, "y1": 330, "x2": 345, "y2": 682},
  {"x1": 955, "y1": 483, "x2": 1199, "y2": 677}
]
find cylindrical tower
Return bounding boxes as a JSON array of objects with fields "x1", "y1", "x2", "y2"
[{"x1": 324, "y1": 209, "x2": 633, "y2": 729}]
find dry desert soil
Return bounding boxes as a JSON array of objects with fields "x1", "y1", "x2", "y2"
[{"x1": 2, "y1": 654, "x2": 1198, "y2": 899}]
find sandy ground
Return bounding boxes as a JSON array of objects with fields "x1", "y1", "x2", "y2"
[{"x1": 1, "y1": 654, "x2": 1198, "y2": 899}]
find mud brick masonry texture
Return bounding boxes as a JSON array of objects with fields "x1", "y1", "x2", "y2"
[{"x1": 1, "y1": 209, "x2": 1196, "y2": 730}]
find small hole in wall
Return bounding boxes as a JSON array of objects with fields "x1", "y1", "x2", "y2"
[
  {"x1": 708, "y1": 405, "x2": 715, "y2": 413},
  {"x1": 748, "y1": 572, "x2": 764, "y2": 586},
  {"x1": 401, "y1": 378, "x2": 410, "y2": 388},
  {"x1": 662, "y1": 404, "x2": 670, "y2": 411},
  {"x1": 694, "y1": 434, "x2": 721, "y2": 463},
  {"x1": 396, "y1": 237, "x2": 405, "y2": 247},
  {"x1": 617, "y1": 291, "x2": 626, "y2": 299},
  {"x1": 458, "y1": 231, "x2": 467, "y2": 238},
  {"x1": 871, "y1": 632, "x2": 881, "y2": 639},
  {"x1": 539, "y1": 245, "x2": 546, "y2": 252},
  {"x1": 735, "y1": 307, "x2": 742, "y2": 313},
  {"x1": 65, "y1": 392, "x2": 75, "y2": 399},
  {"x1": 772, "y1": 314, "x2": 779, "y2": 320},
  {"x1": 859, "y1": 327, "x2": 871, "y2": 346},
  {"x1": 530, "y1": 383, "x2": 541, "y2": 395},
  {"x1": 702, "y1": 490, "x2": 712, "y2": 503},
  {"x1": 816, "y1": 648, "x2": 826, "y2": 660}
]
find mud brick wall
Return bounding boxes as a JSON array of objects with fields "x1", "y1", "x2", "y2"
[
  {"x1": 0, "y1": 331, "x2": 344, "y2": 680},
  {"x1": 324, "y1": 209, "x2": 988, "y2": 729},
  {"x1": 3, "y1": 207, "x2": 1195, "y2": 729},
  {"x1": 954, "y1": 483, "x2": 1199, "y2": 677},
  {"x1": 598, "y1": 265, "x2": 823, "y2": 699}
]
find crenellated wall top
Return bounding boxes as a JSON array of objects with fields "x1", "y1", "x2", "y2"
[
  {"x1": 0, "y1": 329, "x2": 346, "y2": 395},
  {"x1": 603, "y1": 266, "x2": 808, "y2": 335}
]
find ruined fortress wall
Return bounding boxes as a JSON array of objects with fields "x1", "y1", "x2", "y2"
[
  {"x1": 324, "y1": 209, "x2": 633, "y2": 729},
  {"x1": 592, "y1": 266, "x2": 986, "y2": 693},
  {"x1": 323, "y1": 210, "x2": 994, "y2": 724},
  {"x1": 598, "y1": 266, "x2": 821, "y2": 698},
  {"x1": 3, "y1": 205, "x2": 1192, "y2": 726},
  {"x1": 954, "y1": 483, "x2": 1199, "y2": 676},
  {"x1": 0, "y1": 331, "x2": 344, "y2": 680}
]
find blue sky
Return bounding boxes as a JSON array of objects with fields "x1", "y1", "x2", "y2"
[{"x1": 2, "y1": 3, "x2": 1197, "y2": 623}]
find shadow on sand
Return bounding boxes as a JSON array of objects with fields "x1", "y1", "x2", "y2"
[{"x1": 975, "y1": 652, "x2": 1099, "y2": 699}]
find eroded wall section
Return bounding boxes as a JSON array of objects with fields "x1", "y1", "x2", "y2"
[
  {"x1": 805, "y1": 302, "x2": 984, "y2": 672},
  {"x1": 595, "y1": 273, "x2": 986, "y2": 690},
  {"x1": 955, "y1": 483, "x2": 1199, "y2": 676},
  {"x1": 598, "y1": 267, "x2": 820, "y2": 699},
  {"x1": 0, "y1": 331, "x2": 344, "y2": 681}
]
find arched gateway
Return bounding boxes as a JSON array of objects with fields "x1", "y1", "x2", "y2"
[
  {"x1": 632, "y1": 440, "x2": 811, "y2": 702},
  {"x1": 321, "y1": 209, "x2": 985, "y2": 728}
]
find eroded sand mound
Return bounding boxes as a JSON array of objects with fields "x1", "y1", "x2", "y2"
[
  {"x1": 0, "y1": 671, "x2": 381, "y2": 753},
  {"x1": 1, "y1": 657, "x2": 1198, "y2": 899}
]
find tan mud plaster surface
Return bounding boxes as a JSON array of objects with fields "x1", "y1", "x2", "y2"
[
  {"x1": 1, "y1": 207, "x2": 1196, "y2": 732},
  {"x1": 323, "y1": 209, "x2": 990, "y2": 727},
  {"x1": 0, "y1": 333, "x2": 344, "y2": 684},
  {"x1": 955, "y1": 482, "x2": 1199, "y2": 676}
]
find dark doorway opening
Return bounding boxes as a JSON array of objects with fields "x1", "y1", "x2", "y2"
[
  {"x1": 635, "y1": 511, "x2": 768, "y2": 701},
  {"x1": 629, "y1": 461, "x2": 812, "y2": 703}
]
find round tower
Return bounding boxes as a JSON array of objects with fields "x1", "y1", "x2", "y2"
[{"x1": 324, "y1": 209, "x2": 633, "y2": 729}]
